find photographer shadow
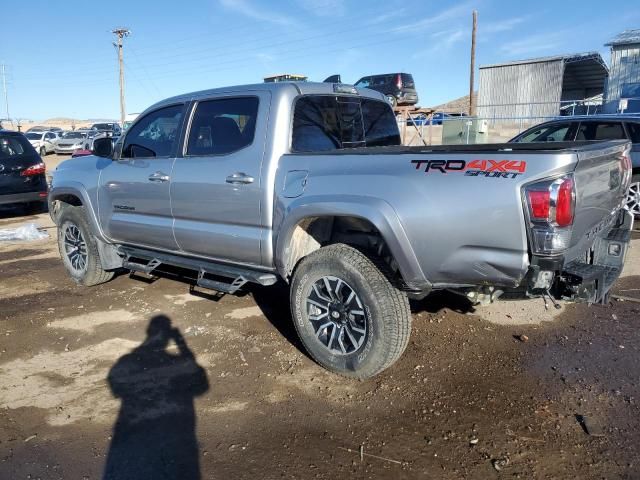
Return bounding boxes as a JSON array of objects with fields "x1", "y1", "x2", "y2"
[{"x1": 103, "y1": 315, "x2": 209, "y2": 480}]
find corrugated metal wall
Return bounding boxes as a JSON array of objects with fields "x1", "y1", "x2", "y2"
[
  {"x1": 604, "y1": 44, "x2": 640, "y2": 112},
  {"x1": 477, "y1": 60, "x2": 564, "y2": 121}
]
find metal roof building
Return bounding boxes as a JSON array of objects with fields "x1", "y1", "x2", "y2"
[
  {"x1": 477, "y1": 52, "x2": 609, "y2": 120},
  {"x1": 604, "y1": 29, "x2": 640, "y2": 113}
]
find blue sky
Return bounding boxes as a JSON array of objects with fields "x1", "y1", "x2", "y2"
[{"x1": 1, "y1": 0, "x2": 639, "y2": 120}]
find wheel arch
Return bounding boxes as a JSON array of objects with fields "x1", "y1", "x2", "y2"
[
  {"x1": 48, "y1": 184, "x2": 108, "y2": 242},
  {"x1": 275, "y1": 197, "x2": 430, "y2": 291}
]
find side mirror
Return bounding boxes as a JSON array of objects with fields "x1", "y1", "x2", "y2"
[{"x1": 93, "y1": 137, "x2": 114, "y2": 157}]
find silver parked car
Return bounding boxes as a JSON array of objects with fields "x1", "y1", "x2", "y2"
[
  {"x1": 24, "y1": 131, "x2": 57, "y2": 156},
  {"x1": 54, "y1": 131, "x2": 88, "y2": 155}
]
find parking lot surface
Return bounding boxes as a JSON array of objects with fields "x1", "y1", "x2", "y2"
[{"x1": 1, "y1": 158, "x2": 639, "y2": 479}]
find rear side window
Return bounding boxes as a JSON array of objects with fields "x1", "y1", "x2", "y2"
[
  {"x1": 575, "y1": 122, "x2": 627, "y2": 141},
  {"x1": 625, "y1": 122, "x2": 640, "y2": 143},
  {"x1": 122, "y1": 104, "x2": 184, "y2": 158},
  {"x1": 186, "y1": 97, "x2": 259, "y2": 156},
  {"x1": 361, "y1": 100, "x2": 402, "y2": 146},
  {"x1": 0, "y1": 135, "x2": 34, "y2": 159},
  {"x1": 291, "y1": 96, "x2": 400, "y2": 152},
  {"x1": 516, "y1": 123, "x2": 572, "y2": 142}
]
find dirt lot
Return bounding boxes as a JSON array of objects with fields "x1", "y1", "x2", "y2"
[{"x1": 1, "y1": 157, "x2": 639, "y2": 479}]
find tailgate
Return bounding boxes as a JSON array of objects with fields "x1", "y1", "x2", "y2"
[
  {"x1": 0, "y1": 154, "x2": 42, "y2": 194},
  {"x1": 566, "y1": 141, "x2": 631, "y2": 262}
]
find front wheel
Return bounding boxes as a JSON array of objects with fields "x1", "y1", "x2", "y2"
[
  {"x1": 290, "y1": 243, "x2": 411, "y2": 378},
  {"x1": 57, "y1": 205, "x2": 114, "y2": 286}
]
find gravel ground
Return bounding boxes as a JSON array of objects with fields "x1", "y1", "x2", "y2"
[{"x1": 1, "y1": 172, "x2": 639, "y2": 478}]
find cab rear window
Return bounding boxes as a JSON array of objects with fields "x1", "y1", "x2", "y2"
[{"x1": 291, "y1": 95, "x2": 400, "y2": 152}]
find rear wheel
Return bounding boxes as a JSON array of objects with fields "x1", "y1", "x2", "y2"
[
  {"x1": 57, "y1": 205, "x2": 114, "y2": 286},
  {"x1": 290, "y1": 243, "x2": 411, "y2": 378},
  {"x1": 627, "y1": 174, "x2": 640, "y2": 217}
]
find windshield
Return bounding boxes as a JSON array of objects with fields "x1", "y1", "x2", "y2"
[
  {"x1": 62, "y1": 132, "x2": 85, "y2": 139},
  {"x1": 92, "y1": 123, "x2": 113, "y2": 130},
  {"x1": 25, "y1": 132, "x2": 42, "y2": 140}
]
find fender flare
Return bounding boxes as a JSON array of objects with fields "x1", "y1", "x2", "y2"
[
  {"x1": 274, "y1": 195, "x2": 430, "y2": 290},
  {"x1": 48, "y1": 183, "x2": 109, "y2": 243}
]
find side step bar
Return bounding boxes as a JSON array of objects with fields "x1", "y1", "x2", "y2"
[{"x1": 119, "y1": 246, "x2": 277, "y2": 293}]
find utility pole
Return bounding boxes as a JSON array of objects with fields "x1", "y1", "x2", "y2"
[
  {"x1": 469, "y1": 10, "x2": 477, "y2": 117},
  {"x1": 112, "y1": 28, "x2": 130, "y2": 128},
  {"x1": 1, "y1": 63, "x2": 9, "y2": 123}
]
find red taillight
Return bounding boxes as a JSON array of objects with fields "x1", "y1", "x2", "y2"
[
  {"x1": 396, "y1": 73, "x2": 402, "y2": 90},
  {"x1": 555, "y1": 177, "x2": 574, "y2": 227},
  {"x1": 20, "y1": 162, "x2": 46, "y2": 176},
  {"x1": 525, "y1": 176, "x2": 574, "y2": 227},
  {"x1": 527, "y1": 190, "x2": 550, "y2": 220}
]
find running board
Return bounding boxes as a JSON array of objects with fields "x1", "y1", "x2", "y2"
[{"x1": 118, "y1": 246, "x2": 277, "y2": 291}]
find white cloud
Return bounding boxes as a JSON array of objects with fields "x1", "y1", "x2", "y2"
[
  {"x1": 295, "y1": 0, "x2": 346, "y2": 17},
  {"x1": 482, "y1": 16, "x2": 528, "y2": 34},
  {"x1": 499, "y1": 32, "x2": 566, "y2": 58},
  {"x1": 391, "y1": 2, "x2": 473, "y2": 33},
  {"x1": 218, "y1": 0, "x2": 296, "y2": 26},
  {"x1": 366, "y1": 9, "x2": 406, "y2": 25},
  {"x1": 412, "y1": 28, "x2": 466, "y2": 59}
]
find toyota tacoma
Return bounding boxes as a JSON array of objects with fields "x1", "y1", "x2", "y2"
[{"x1": 49, "y1": 82, "x2": 634, "y2": 378}]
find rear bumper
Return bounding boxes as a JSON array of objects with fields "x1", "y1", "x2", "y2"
[
  {"x1": 0, "y1": 191, "x2": 48, "y2": 206},
  {"x1": 526, "y1": 209, "x2": 633, "y2": 304},
  {"x1": 398, "y1": 92, "x2": 418, "y2": 105}
]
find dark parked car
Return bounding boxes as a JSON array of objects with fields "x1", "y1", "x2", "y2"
[
  {"x1": 0, "y1": 130, "x2": 48, "y2": 211},
  {"x1": 90, "y1": 122, "x2": 121, "y2": 136},
  {"x1": 354, "y1": 73, "x2": 418, "y2": 107},
  {"x1": 510, "y1": 115, "x2": 640, "y2": 215}
]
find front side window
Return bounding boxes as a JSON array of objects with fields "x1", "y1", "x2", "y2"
[
  {"x1": 626, "y1": 122, "x2": 640, "y2": 143},
  {"x1": 122, "y1": 104, "x2": 184, "y2": 158},
  {"x1": 516, "y1": 123, "x2": 572, "y2": 142},
  {"x1": 575, "y1": 122, "x2": 626, "y2": 141},
  {"x1": 291, "y1": 95, "x2": 400, "y2": 152},
  {"x1": 186, "y1": 97, "x2": 259, "y2": 156},
  {"x1": 354, "y1": 77, "x2": 370, "y2": 88}
]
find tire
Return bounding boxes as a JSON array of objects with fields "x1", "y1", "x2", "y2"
[
  {"x1": 628, "y1": 174, "x2": 640, "y2": 217},
  {"x1": 290, "y1": 243, "x2": 411, "y2": 378},
  {"x1": 39, "y1": 146, "x2": 46, "y2": 157},
  {"x1": 56, "y1": 205, "x2": 114, "y2": 286}
]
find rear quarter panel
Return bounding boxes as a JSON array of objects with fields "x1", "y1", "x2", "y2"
[{"x1": 275, "y1": 149, "x2": 578, "y2": 288}]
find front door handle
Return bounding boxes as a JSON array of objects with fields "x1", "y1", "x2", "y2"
[
  {"x1": 148, "y1": 171, "x2": 170, "y2": 182},
  {"x1": 226, "y1": 172, "x2": 254, "y2": 184}
]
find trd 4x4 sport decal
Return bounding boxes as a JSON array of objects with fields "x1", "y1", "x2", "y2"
[{"x1": 411, "y1": 159, "x2": 527, "y2": 178}]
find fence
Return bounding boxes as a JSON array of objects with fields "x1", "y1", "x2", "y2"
[{"x1": 399, "y1": 97, "x2": 640, "y2": 146}]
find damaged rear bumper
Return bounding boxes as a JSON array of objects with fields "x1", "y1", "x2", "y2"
[{"x1": 526, "y1": 209, "x2": 633, "y2": 304}]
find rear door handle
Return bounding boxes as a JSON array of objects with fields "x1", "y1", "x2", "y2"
[
  {"x1": 226, "y1": 172, "x2": 254, "y2": 184},
  {"x1": 148, "y1": 171, "x2": 170, "y2": 182}
]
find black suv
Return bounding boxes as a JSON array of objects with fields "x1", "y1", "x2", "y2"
[
  {"x1": 354, "y1": 73, "x2": 418, "y2": 107},
  {"x1": 0, "y1": 130, "x2": 48, "y2": 211}
]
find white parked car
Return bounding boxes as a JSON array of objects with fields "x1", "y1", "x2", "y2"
[
  {"x1": 24, "y1": 131, "x2": 58, "y2": 156},
  {"x1": 54, "y1": 131, "x2": 88, "y2": 155}
]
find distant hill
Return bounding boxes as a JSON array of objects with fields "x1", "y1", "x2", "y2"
[{"x1": 432, "y1": 92, "x2": 477, "y2": 114}]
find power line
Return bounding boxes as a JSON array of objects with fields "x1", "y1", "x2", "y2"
[{"x1": 112, "y1": 27, "x2": 130, "y2": 127}]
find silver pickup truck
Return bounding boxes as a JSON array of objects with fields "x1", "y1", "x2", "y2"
[{"x1": 49, "y1": 82, "x2": 634, "y2": 378}]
